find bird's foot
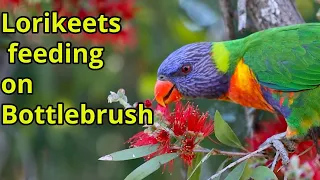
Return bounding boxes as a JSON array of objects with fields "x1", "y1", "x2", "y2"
[{"x1": 259, "y1": 132, "x2": 295, "y2": 166}]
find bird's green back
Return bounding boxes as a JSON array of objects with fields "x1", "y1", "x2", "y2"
[
  {"x1": 242, "y1": 23, "x2": 320, "y2": 91},
  {"x1": 225, "y1": 23, "x2": 320, "y2": 135}
]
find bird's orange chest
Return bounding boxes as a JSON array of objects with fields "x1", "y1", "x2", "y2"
[{"x1": 225, "y1": 59, "x2": 274, "y2": 112}]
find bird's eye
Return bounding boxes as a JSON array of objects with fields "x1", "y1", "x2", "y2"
[{"x1": 181, "y1": 65, "x2": 192, "y2": 74}]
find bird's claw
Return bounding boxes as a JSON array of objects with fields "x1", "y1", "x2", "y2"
[{"x1": 259, "y1": 132, "x2": 290, "y2": 165}]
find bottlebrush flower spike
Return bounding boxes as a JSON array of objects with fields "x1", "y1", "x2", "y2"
[
  {"x1": 127, "y1": 129, "x2": 173, "y2": 161},
  {"x1": 166, "y1": 102, "x2": 214, "y2": 138},
  {"x1": 127, "y1": 131, "x2": 158, "y2": 148},
  {"x1": 180, "y1": 137, "x2": 197, "y2": 166},
  {"x1": 127, "y1": 101, "x2": 214, "y2": 168}
]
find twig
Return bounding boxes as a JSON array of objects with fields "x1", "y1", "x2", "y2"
[
  {"x1": 298, "y1": 144, "x2": 314, "y2": 157},
  {"x1": 271, "y1": 151, "x2": 279, "y2": 171},
  {"x1": 208, "y1": 136, "x2": 221, "y2": 145},
  {"x1": 198, "y1": 147, "x2": 265, "y2": 157},
  {"x1": 218, "y1": 0, "x2": 236, "y2": 39},
  {"x1": 212, "y1": 148, "x2": 263, "y2": 157},
  {"x1": 207, "y1": 144, "x2": 272, "y2": 180},
  {"x1": 171, "y1": 146, "x2": 265, "y2": 157},
  {"x1": 237, "y1": 0, "x2": 247, "y2": 31}
]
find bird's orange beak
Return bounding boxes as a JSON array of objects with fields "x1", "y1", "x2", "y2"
[{"x1": 154, "y1": 80, "x2": 182, "y2": 107}]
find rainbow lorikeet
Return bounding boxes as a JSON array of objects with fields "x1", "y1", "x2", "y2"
[{"x1": 154, "y1": 23, "x2": 320, "y2": 162}]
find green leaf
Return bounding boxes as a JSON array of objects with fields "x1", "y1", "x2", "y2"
[
  {"x1": 224, "y1": 160, "x2": 248, "y2": 180},
  {"x1": 214, "y1": 111, "x2": 244, "y2": 149},
  {"x1": 250, "y1": 166, "x2": 278, "y2": 180},
  {"x1": 98, "y1": 144, "x2": 159, "y2": 161},
  {"x1": 212, "y1": 158, "x2": 230, "y2": 180},
  {"x1": 240, "y1": 160, "x2": 253, "y2": 180},
  {"x1": 125, "y1": 153, "x2": 179, "y2": 180},
  {"x1": 187, "y1": 152, "x2": 205, "y2": 180}
]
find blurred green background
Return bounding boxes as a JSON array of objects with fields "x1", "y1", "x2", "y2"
[{"x1": 0, "y1": 0, "x2": 319, "y2": 179}]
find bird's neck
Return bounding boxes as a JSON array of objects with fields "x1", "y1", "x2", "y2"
[
  {"x1": 211, "y1": 39, "x2": 275, "y2": 111},
  {"x1": 211, "y1": 39, "x2": 246, "y2": 75}
]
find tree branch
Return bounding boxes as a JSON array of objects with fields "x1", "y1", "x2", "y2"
[
  {"x1": 194, "y1": 147, "x2": 266, "y2": 157},
  {"x1": 207, "y1": 144, "x2": 272, "y2": 180},
  {"x1": 171, "y1": 146, "x2": 266, "y2": 157},
  {"x1": 271, "y1": 151, "x2": 280, "y2": 171},
  {"x1": 247, "y1": 0, "x2": 305, "y2": 30},
  {"x1": 237, "y1": 0, "x2": 247, "y2": 31},
  {"x1": 218, "y1": 0, "x2": 236, "y2": 40}
]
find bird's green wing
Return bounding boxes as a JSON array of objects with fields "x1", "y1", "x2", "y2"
[{"x1": 243, "y1": 23, "x2": 320, "y2": 91}]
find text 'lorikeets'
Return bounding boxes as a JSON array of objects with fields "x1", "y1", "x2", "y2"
[{"x1": 154, "y1": 23, "x2": 320, "y2": 140}]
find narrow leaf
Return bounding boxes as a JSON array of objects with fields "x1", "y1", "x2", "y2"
[
  {"x1": 250, "y1": 166, "x2": 278, "y2": 180},
  {"x1": 187, "y1": 152, "x2": 207, "y2": 180},
  {"x1": 125, "y1": 153, "x2": 179, "y2": 180},
  {"x1": 214, "y1": 111, "x2": 244, "y2": 149},
  {"x1": 98, "y1": 144, "x2": 159, "y2": 161},
  {"x1": 224, "y1": 160, "x2": 248, "y2": 180},
  {"x1": 212, "y1": 158, "x2": 230, "y2": 180},
  {"x1": 240, "y1": 160, "x2": 253, "y2": 180}
]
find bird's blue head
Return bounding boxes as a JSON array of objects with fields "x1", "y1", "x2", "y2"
[{"x1": 154, "y1": 42, "x2": 230, "y2": 106}]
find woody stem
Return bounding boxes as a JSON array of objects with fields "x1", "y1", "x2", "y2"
[
  {"x1": 171, "y1": 146, "x2": 266, "y2": 157},
  {"x1": 207, "y1": 144, "x2": 272, "y2": 180}
]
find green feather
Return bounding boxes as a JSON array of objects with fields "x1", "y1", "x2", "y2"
[
  {"x1": 221, "y1": 23, "x2": 320, "y2": 136},
  {"x1": 242, "y1": 23, "x2": 320, "y2": 91}
]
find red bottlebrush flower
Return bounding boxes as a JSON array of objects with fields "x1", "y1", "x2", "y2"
[
  {"x1": 127, "y1": 101, "x2": 214, "y2": 169},
  {"x1": 180, "y1": 137, "x2": 197, "y2": 166},
  {"x1": 155, "y1": 130, "x2": 170, "y2": 144},
  {"x1": 167, "y1": 102, "x2": 214, "y2": 137},
  {"x1": 185, "y1": 109, "x2": 214, "y2": 137},
  {"x1": 127, "y1": 131, "x2": 158, "y2": 147},
  {"x1": 149, "y1": 130, "x2": 172, "y2": 159},
  {"x1": 167, "y1": 102, "x2": 186, "y2": 136},
  {"x1": 127, "y1": 130, "x2": 172, "y2": 160},
  {"x1": 154, "y1": 104, "x2": 170, "y2": 118}
]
